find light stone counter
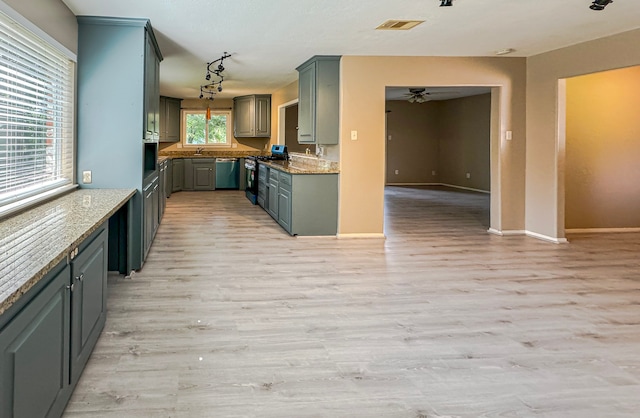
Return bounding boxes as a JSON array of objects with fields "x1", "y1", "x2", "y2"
[
  {"x1": 259, "y1": 160, "x2": 339, "y2": 174},
  {"x1": 0, "y1": 189, "x2": 135, "y2": 316}
]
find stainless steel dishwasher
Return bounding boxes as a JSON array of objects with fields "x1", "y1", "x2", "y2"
[{"x1": 215, "y1": 158, "x2": 240, "y2": 189}]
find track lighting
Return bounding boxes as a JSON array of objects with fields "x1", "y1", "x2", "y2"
[
  {"x1": 590, "y1": 0, "x2": 612, "y2": 10},
  {"x1": 440, "y1": 0, "x2": 452, "y2": 6},
  {"x1": 199, "y1": 52, "x2": 231, "y2": 101}
]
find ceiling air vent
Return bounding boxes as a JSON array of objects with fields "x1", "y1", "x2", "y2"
[{"x1": 376, "y1": 20, "x2": 424, "y2": 31}]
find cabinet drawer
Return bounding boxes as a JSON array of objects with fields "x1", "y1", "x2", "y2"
[
  {"x1": 269, "y1": 169, "x2": 279, "y2": 182},
  {"x1": 279, "y1": 172, "x2": 292, "y2": 189}
]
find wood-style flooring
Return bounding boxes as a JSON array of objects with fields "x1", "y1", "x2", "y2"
[{"x1": 63, "y1": 186, "x2": 640, "y2": 418}]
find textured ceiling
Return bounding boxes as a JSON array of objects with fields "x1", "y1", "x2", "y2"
[{"x1": 61, "y1": 0, "x2": 640, "y2": 100}]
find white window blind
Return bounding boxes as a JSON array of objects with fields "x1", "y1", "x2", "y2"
[{"x1": 0, "y1": 9, "x2": 74, "y2": 210}]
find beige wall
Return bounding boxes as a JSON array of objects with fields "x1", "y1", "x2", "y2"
[
  {"x1": 2, "y1": 0, "x2": 77, "y2": 54},
  {"x1": 438, "y1": 93, "x2": 491, "y2": 191},
  {"x1": 385, "y1": 94, "x2": 491, "y2": 191},
  {"x1": 385, "y1": 100, "x2": 440, "y2": 183},
  {"x1": 565, "y1": 66, "x2": 640, "y2": 229},
  {"x1": 526, "y1": 28, "x2": 640, "y2": 239},
  {"x1": 339, "y1": 56, "x2": 526, "y2": 236},
  {"x1": 270, "y1": 80, "x2": 298, "y2": 146}
]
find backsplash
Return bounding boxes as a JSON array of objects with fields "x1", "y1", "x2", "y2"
[{"x1": 288, "y1": 152, "x2": 339, "y2": 171}]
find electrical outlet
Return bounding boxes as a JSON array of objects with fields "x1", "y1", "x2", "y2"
[
  {"x1": 351, "y1": 130, "x2": 358, "y2": 140},
  {"x1": 395, "y1": 169, "x2": 399, "y2": 175},
  {"x1": 82, "y1": 170, "x2": 92, "y2": 184},
  {"x1": 466, "y1": 172, "x2": 471, "y2": 179},
  {"x1": 432, "y1": 170, "x2": 436, "y2": 176}
]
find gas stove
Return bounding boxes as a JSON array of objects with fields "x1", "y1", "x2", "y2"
[{"x1": 257, "y1": 144, "x2": 288, "y2": 161}]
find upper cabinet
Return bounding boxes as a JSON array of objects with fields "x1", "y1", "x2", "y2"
[
  {"x1": 159, "y1": 96, "x2": 181, "y2": 142},
  {"x1": 144, "y1": 33, "x2": 160, "y2": 142},
  {"x1": 296, "y1": 56, "x2": 340, "y2": 145},
  {"x1": 76, "y1": 17, "x2": 163, "y2": 271},
  {"x1": 233, "y1": 94, "x2": 271, "y2": 138}
]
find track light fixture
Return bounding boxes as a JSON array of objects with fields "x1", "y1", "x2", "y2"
[
  {"x1": 440, "y1": 0, "x2": 453, "y2": 6},
  {"x1": 199, "y1": 52, "x2": 231, "y2": 101},
  {"x1": 590, "y1": 0, "x2": 612, "y2": 10}
]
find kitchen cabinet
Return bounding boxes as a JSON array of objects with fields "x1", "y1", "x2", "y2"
[
  {"x1": 144, "y1": 34, "x2": 160, "y2": 141},
  {"x1": 263, "y1": 165, "x2": 338, "y2": 236},
  {"x1": 165, "y1": 159, "x2": 173, "y2": 198},
  {"x1": 233, "y1": 94, "x2": 271, "y2": 138},
  {"x1": 143, "y1": 173, "x2": 159, "y2": 258},
  {"x1": 76, "y1": 17, "x2": 163, "y2": 271},
  {"x1": 0, "y1": 224, "x2": 108, "y2": 418},
  {"x1": 182, "y1": 158, "x2": 215, "y2": 191},
  {"x1": 257, "y1": 164, "x2": 268, "y2": 208},
  {"x1": 69, "y1": 226, "x2": 109, "y2": 385},
  {"x1": 159, "y1": 160, "x2": 168, "y2": 220},
  {"x1": 172, "y1": 158, "x2": 184, "y2": 192},
  {"x1": 159, "y1": 96, "x2": 181, "y2": 142},
  {"x1": 296, "y1": 56, "x2": 340, "y2": 145},
  {"x1": 193, "y1": 159, "x2": 216, "y2": 190},
  {"x1": 277, "y1": 171, "x2": 292, "y2": 232},
  {"x1": 267, "y1": 168, "x2": 279, "y2": 219}
]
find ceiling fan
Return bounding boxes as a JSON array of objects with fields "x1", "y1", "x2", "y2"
[{"x1": 404, "y1": 88, "x2": 455, "y2": 103}]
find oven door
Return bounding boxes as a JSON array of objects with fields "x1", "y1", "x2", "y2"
[{"x1": 244, "y1": 158, "x2": 258, "y2": 204}]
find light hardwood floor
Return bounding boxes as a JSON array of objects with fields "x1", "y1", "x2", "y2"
[{"x1": 63, "y1": 186, "x2": 640, "y2": 418}]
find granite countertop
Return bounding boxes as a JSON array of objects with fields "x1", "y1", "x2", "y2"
[
  {"x1": 259, "y1": 160, "x2": 340, "y2": 175},
  {"x1": 159, "y1": 151, "x2": 267, "y2": 159},
  {"x1": 0, "y1": 189, "x2": 135, "y2": 316}
]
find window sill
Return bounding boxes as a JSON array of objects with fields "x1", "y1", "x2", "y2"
[{"x1": 0, "y1": 184, "x2": 78, "y2": 221}]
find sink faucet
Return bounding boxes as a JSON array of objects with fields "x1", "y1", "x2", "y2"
[{"x1": 195, "y1": 147, "x2": 204, "y2": 155}]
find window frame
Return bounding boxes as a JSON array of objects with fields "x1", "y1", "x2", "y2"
[
  {"x1": 0, "y1": 3, "x2": 77, "y2": 219},
  {"x1": 181, "y1": 109, "x2": 233, "y2": 148}
]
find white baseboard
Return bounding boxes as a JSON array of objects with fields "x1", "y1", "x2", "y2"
[
  {"x1": 487, "y1": 228, "x2": 526, "y2": 236},
  {"x1": 525, "y1": 230, "x2": 569, "y2": 244},
  {"x1": 336, "y1": 233, "x2": 386, "y2": 239},
  {"x1": 566, "y1": 227, "x2": 640, "y2": 234}
]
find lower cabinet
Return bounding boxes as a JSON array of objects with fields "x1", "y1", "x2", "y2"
[
  {"x1": 143, "y1": 173, "x2": 159, "y2": 258},
  {"x1": 172, "y1": 159, "x2": 184, "y2": 192},
  {"x1": 192, "y1": 159, "x2": 215, "y2": 191},
  {"x1": 267, "y1": 169, "x2": 279, "y2": 219},
  {"x1": 262, "y1": 166, "x2": 338, "y2": 236},
  {"x1": 257, "y1": 165, "x2": 267, "y2": 208},
  {"x1": 0, "y1": 224, "x2": 108, "y2": 418}
]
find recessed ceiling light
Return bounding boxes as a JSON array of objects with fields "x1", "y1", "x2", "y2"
[
  {"x1": 376, "y1": 20, "x2": 424, "y2": 31},
  {"x1": 495, "y1": 48, "x2": 516, "y2": 56}
]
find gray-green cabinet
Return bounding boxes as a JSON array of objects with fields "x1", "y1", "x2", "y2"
[
  {"x1": 172, "y1": 158, "x2": 184, "y2": 192},
  {"x1": 192, "y1": 159, "x2": 216, "y2": 190},
  {"x1": 233, "y1": 95, "x2": 271, "y2": 138},
  {"x1": 76, "y1": 17, "x2": 163, "y2": 271},
  {"x1": 277, "y1": 171, "x2": 292, "y2": 231},
  {"x1": 267, "y1": 169, "x2": 279, "y2": 219},
  {"x1": 159, "y1": 96, "x2": 181, "y2": 143},
  {"x1": 296, "y1": 56, "x2": 340, "y2": 145},
  {"x1": 257, "y1": 164, "x2": 268, "y2": 208},
  {"x1": 69, "y1": 227, "x2": 108, "y2": 385},
  {"x1": 0, "y1": 262, "x2": 71, "y2": 418},
  {"x1": 144, "y1": 34, "x2": 160, "y2": 141},
  {"x1": 263, "y1": 166, "x2": 338, "y2": 236},
  {"x1": 143, "y1": 173, "x2": 160, "y2": 258},
  {"x1": 0, "y1": 224, "x2": 108, "y2": 418}
]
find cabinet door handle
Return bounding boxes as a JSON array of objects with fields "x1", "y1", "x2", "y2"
[
  {"x1": 75, "y1": 273, "x2": 84, "y2": 282},
  {"x1": 66, "y1": 283, "x2": 75, "y2": 292}
]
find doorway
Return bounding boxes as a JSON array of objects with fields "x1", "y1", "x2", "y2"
[{"x1": 384, "y1": 86, "x2": 492, "y2": 233}]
